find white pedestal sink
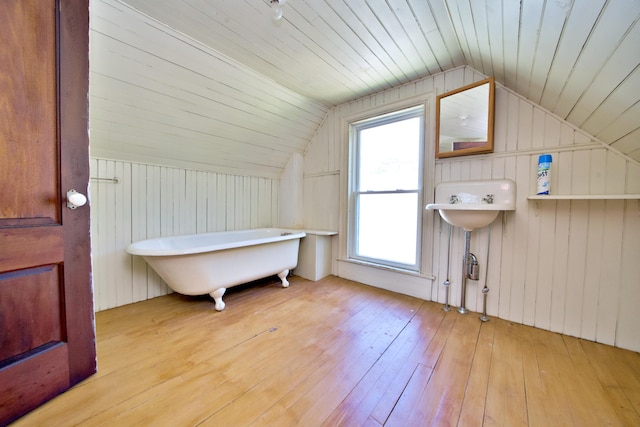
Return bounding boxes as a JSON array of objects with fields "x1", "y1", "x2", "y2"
[{"x1": 426, "y1": 179, "x2": 516, "y2": 314}]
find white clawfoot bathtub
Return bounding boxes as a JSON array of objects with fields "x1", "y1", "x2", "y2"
[{"x1": 126, "y1": 228, "x2": 306, "y2": 311}]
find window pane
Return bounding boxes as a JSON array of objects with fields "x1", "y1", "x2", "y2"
[
  {"x1": 358, "y1": 117, "x2": 421, "y2": 191},
  {"x1": 356, "y1": 193, "x2": 418, "y2": 265}
]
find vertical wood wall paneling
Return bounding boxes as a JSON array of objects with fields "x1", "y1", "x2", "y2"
[
  {"x1": 90, "y1": 159, "x2": 279, "y2": 311},
  {"x1": 513, "y1": 156, "x2": 531, "y2": 323},
  {"x1": 617, "y1": 166, "x2": 640, "y2": 347},
  {"x1": 146, "y1": 165, "x2": 167, "y2": 299},
  {"x1": 303, "y1": 66, "x2": 640, "y2": 352},
  {"x1": 595, "y1": 152, "x2": 627, "y2": 345},
  {"x1": 582, "y1": 198, "x2": 605, "y2": 340},
  {"x1": 430, "y1": 162, "x2": 442, "y2": 302},
  {"x1": 616, "y1": 200, "x2": 640, "y2": 351},
  {"x1": 131, "y1": 162, "x2": 148, "y2": 303},
  {"x1": 215, "y1": 175, "x2": 227, "y2": 231},
  {"x1": 89, "y1": 159, "x2": 100, "y2": 307},
  {"x1": 533, "y1": 194, "x2": 556, "y2": 331},
  {"x1": 116, "y1": 161, "x2": 132, "y2": 307},
  {"x1": 196, "y1": 171, "x2": 208, "y2": 233}
]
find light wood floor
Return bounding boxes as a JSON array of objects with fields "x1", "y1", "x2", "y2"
[{"x1": 14, "y1": 275, "x2": 640, "y2": 426}]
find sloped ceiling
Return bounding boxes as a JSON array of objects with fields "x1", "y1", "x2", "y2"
[{"x1": 92, "y1": 0, "x2": 640, "y2": 178}]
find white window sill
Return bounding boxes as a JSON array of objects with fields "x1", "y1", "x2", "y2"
[{"x1": 337, "y1": 257, "x2": 435, "y2": 280}]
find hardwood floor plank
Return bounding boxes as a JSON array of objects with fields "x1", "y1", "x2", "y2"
[
  {"x1": 321, "y1": 301, "x2": 442, "y2": 427},
  {"x1": 579, "y1": 339, "x2": 640, "y2": 425},
  {"x1": 380, "y1": 363, "x2": 434, "y2": 426},
  {"x1": 518, "y1": 323, "x2": 553, "y2": 426},
  {"x1": 530, "y1": 328, "x2": 582, "y2": 425},
  {"x1": 537, "y1": 330, "x2": 616, "y2": 426},
  {"x1": 11, "y1": 275, "x2": 640, "y2": 427},
  {"x1": 254, "y1": 288, "x2": 421, "y2": 426},
  {"x1": 562, "y1": 336, "x2": 622, "y2": 424},
  {"x1": 458, "y1": 317, "x2": 496, "y2": 426},
  {"x1": 483, "y1": 320, "x2": 528, "y2": 426},
  {"x1": 98, "y1": 364, "x2": 246, "y2": 425},
  {"x1": 200, "y1": 344, "x2": 326, "y2": 426},
  {"x1": 386, "y1": 313, "x2": 481, "y2": 426},
  {"x1": 369, "y1": 302, "x2": 453, "y2": 424},
  {"x1": 593, "y1": 342, "x2": 640, "y2": 415},
  {"x1": 205, "y1": 290, "x2": 408, "y2": 425}
]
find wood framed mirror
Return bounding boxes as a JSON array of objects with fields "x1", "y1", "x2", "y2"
[{"x1": 436, "y1": 77, "x2": 495, "y2": 158}]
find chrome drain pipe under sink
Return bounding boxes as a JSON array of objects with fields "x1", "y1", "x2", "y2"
[
  {"x1": 442, "y1": 223, "x2": 452, "y2": 312},
  {"x1": 458, "y1": 230, "x2": 473, "y2": 314},
  {"x1": 459, "y1": 232, "x2": 480, "y2": 314}
]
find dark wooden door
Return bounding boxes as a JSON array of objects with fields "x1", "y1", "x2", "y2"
[{"x1": 0, "y1": 1, "x2": 95, "y2": 424}]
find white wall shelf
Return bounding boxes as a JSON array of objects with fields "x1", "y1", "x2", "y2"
[{"x1": 527, "y1": 194, "x2": 640, "y2": 200}]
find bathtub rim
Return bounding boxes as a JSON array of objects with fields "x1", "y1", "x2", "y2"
[{"x1": 126, "y1": 228, "x2": 306, "y2": 257}]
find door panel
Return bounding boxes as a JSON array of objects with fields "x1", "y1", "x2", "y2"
[
  {"x1": 0, "y1": 266, "x2": 64, "y2": 361},
  {"x1": 0, "y1": 344, "x2": 70, "y2": 424},
  {"x1": 0, "y1": 0, "x2": 59, "y2": 224},
  {"x1": 0, "y1": 0, "x2": 95, "y2": 424},
  {"x1": 0, "y1": 227, "x2": 64, "y2": 272}
]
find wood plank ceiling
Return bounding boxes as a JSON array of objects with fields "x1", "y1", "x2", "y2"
[{"x1": 91, "y1": 0, "x2": 640, "y2": 178}]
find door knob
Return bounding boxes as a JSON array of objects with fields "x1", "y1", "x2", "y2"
[{"x1": 67, "y1": 189, "x2": 87, "y2": 209}]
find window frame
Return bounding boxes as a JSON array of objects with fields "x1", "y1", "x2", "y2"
[{"x1": 348, "y1": 105, "x2": 425, "y2": 272}]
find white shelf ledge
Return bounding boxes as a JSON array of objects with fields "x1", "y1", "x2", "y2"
[{"x1": 527, "y1": 194, "x2": 640, "y2": 200}]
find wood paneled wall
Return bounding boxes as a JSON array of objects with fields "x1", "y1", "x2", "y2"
[
  {"x1": 303, "y1": 66, "x2": 640, "y2": 352},
  {"x1": 89, "y1": 158, "x2": 279, "y2": 312}
]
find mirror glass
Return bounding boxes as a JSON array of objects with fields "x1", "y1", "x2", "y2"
[{"x1": 436, "y1": 77, "x2": 495, "y2": 158}]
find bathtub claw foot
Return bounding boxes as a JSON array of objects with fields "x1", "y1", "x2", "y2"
[
  {"x1": 278, "y1": 269, "x2": 290, "y2": 288},
  {"x1": 210, "y1": 288, "x2": 227, "y2": 311}
]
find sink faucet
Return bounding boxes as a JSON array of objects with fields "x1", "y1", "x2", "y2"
[
  {"x1": 483, "y1": 194, "x2": 494, "y2": 204},
  {"x1": 449, "y1": 194, "x2": 460, "y2": 204}
]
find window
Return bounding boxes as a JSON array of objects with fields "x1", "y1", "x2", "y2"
[{"x1": 349, "y1": 105, "x2": 424, "y2": 271}]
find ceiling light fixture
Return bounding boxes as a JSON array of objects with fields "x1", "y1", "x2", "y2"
[{"x1": 271, "y1": 0, "x2": 286, "y2": 21}]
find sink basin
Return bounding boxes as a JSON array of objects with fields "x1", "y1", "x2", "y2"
[
  {"x1": 426, "y1": 179, "x2": 516, "y2": 231},
  {"x1": 426, "y1": 203, "x2": 503, "y2": 230}
]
